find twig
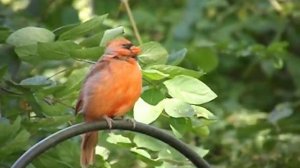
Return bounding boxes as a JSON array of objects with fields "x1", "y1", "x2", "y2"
[
  {"x1": 47, "y1": 68, "x2": 70, "y2": 80},
  {"x1": 121, "y1": 0, "x2": 143, "y2": 45},
  {"x1": 43, "y1": 97, "x2": 75, "y2": 110},
  {"x1": 74, "y1": 58, "x2": 96, "y2": 64},
  {"x1": 0, "y1": 87, "x2": 22, "y2": 95}
]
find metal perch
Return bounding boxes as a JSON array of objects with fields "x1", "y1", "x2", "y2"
[{"x1": 11, "y1": 120, "x2": 210, "y2": 168}]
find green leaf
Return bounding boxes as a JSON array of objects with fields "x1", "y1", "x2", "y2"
[
  {"x1": 95, "y1": 146, "x2": 110, "y2": 160},
  {"x1": 24, "y1": 116, "x2": 72, "y2": 132},
  {"x1": 99, "y1": 26, "x2": 124, "y2": 47},
  {"x1": 133, "y1": 98, "x2": 165, "y2": 124},
  {"x1": 0, "y1": 66, "x2": 7, "y2": 79},
  {"x1": 0, "y1": 27, "x2": 11, "y2": 43},
  {"x1": 130, "y1": 147, "x2": 151, "y2": 159},
  {"x1": 37, "y1": 41, "x2": 81, "y2": 60},
  {"x1": 53, "y1": 67, "x2": 89, "y2": 98},
  {"x1": 169, "y1": 118, "x2": 192, "y2": 138},
  {"x1": 19, "y1": 76, "x2": 52, "y2": 88},
  {"x1": 7, "y1": 27, "x2": 55, "y2": 47},
  {"x1": 70, "y1": 46, "x2": 103, "y2": 60},
  {"x1": 191, "y1": 118, "x2": 216, "y2": 128},
  {"x1": 147, "y1": 64, "x2": 204, "y2": 78},
  {"x1": 158, "y1": 148, "x2": 185, "y2": 164},
  {"x1": 141, "y1": 88, "x2": 165, "y2": 105},
  {"x1": 268, "y1": 103, "x2": 293, "y2": 124},
  {"x1": 164, "y1": 98, "x2": 195, "y2": 118},
  {"x1": 193, "y1": 125, "x2": 210, "y2": 137},
  {"x1": 133, "y1": 134, "x2": 165, "y2": 151},
  {"x1": 79, "y1": 32, "x2": 104, "y2": 47},
  {"x1": 106, "y1": 133, "x2": 131, "y2": 145},
  {"x1": 0, "y1": 117, "x2": 30, "y2": 157},
  {"x1": 163, "y1": 75, "x2": 217, "y2": 104},
  {"x1": 188, "y1": 46, "x2": 218, "y2": 72},
  {"x1": 0, "y1": 129, "x2": 30, "y2": 155},
  {"x1": 59, "y1": 14, "x2": 108, "y2": 40},
  {"x1": 139, "y1": 42, "x2": 168, "y2": 65},
  {"x1": 15, "y1": 44, "x2": 38, "y2": 61},
  {"x1": 0, "y1": 117, "x2": 21, "y2": 144},
  {"x1": 194, "y1": 147, "x2": 209, "y2": 157},
  {"x1": 192, "y1": 105, "x2": 216, "y2": 119},
  {"x1": 267, "y1": 41, "x2": 288, "y2": 55},
  {"x1": 130, "y1": 147, "x2": 161, "y2": 166},
  {"x1": 167, "y1": 48, "x2": 187, "y2": 65},
  {"x1": 142, "y1": 69, "x2": 169, "y2": 81},
  {"x1": 286, "y1": 56, "x2": 300, "y2": 90}
]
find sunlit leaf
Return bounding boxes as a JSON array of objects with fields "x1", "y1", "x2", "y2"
[
  {"x1": 95, "y1": 146, "x2": 110, "y2": 160},
  {"x1": 192, "y1": 105, "x2": 216, "y2": 119},
  {"x1": 164, "y1": 98, "x2": 195, "y2": 118},
  {"x1": 147, "y1": 64, "x2": 204, "y2": 78},
  {"x1": 130, "y1": 147, "x2": 161, "y2": 166},
  {"x1": 142, "y1": 69, "x2": 169, "y2": 81},
  {"x1": 133, "y1": 98, "x2": 164, "y2": 124},
  {"x1": 194, "y1": 147, "x2": 209, "y2": 157},
  {"x1": 106, "y1": 133, "x2": 131, "y2": 144},
  {"x1": 164, "y1": 75, "x2": 217, "y2": 104}
]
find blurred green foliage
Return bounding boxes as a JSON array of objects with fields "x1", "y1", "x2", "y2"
[{"x1": 0, "y1": 0, "x2": 300, "y2": 168}]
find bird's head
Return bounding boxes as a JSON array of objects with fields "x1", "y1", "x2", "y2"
[{"x1": 105, "y1": 38, "x2": 141, "y2": 59}]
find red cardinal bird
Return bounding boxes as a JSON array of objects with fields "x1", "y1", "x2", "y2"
[{"x1": 75, "y1": 38, "x2": 142, "y2": 168}]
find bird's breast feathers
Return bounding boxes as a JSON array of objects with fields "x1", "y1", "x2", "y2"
[{"x1": 82, "y1": 58, "x2": 142, "y2": 120}]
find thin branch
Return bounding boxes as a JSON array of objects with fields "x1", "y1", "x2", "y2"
[
  {"x1": 43, "y1": 97, "x2": 75, "y2": 110},
  {"x1": 121, "y1": 0, "x2": 143, "y2": 45},
  {"x1": 74, "y1": 58, "x2": 96, "y2": 64},
  {"x1": 47, "y1": 68, "x2": 70, "y2": 80},
  {"x1": 0, "y1": 87, "x2": 22, "y2": 96}
]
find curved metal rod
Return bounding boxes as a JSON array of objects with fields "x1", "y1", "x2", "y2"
[{"x1": 11, "y1": 120, "x2": 210, "y2": 168}]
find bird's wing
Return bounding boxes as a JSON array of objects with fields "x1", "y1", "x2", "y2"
[{"x1": 74, "y1": 58, "x2": 110, "y2": 114}]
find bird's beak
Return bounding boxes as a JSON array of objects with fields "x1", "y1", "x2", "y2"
[{"x1": 130, "y1": 46, "x2": 141, "y2": 57}]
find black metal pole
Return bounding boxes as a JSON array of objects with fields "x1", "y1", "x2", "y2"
[{"x1": 11, "y1": 120, "x2": 210, "y2": 168}]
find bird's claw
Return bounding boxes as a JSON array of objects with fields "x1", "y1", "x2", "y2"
[
  {"x1": 126, "y1": 118, "x2": 136, "y2": 129},
  {"x1": 103, "y1": 116, "x2": 113, "y2": 129}
]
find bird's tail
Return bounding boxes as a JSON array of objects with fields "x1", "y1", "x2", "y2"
[{"x1": 81, "y1": 131, "x2": 98, "y2": 168}]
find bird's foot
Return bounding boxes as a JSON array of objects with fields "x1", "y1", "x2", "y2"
[
  {"x1": 126, "y1": 118, "x2": 136, "y2": 129},
  {"x1": 103, "y1": 115, "x2": 113, "y2": 129}
]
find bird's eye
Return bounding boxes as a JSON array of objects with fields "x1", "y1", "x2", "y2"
[{"x1": 122, "y1": 43, "x2": 133, "y2": 49}]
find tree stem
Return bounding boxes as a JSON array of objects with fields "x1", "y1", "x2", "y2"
[{"x1": 121, "y1": 0, "x2": 143, "y2": 45}]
